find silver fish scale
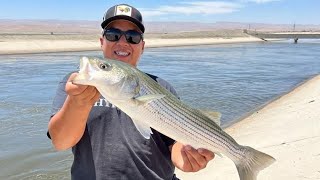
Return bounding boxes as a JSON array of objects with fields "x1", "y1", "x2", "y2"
[{"x1": 134, "y1": 71, "x2": 243, "y2": 159}]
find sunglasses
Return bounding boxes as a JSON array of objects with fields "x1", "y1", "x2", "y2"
[{"x1": 103, "y1": 28, "x2": 143, "y2": 44}]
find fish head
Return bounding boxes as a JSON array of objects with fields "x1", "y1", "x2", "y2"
[{"x1": 73, "y1": 56, "x2": 140, "y2": 100}]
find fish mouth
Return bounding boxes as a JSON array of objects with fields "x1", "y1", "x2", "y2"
[
  {"x1": 79, "y1": 57, "x2": 95, "y2": 74},
  {"x1": 74, "y1": 57, "x2": 95, "y2": 85},
  {"x1": 72, "y1": 73, "x2": 92, "y2": 85}
]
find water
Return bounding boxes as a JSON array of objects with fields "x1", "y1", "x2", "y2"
[{"x1": 0, "y1": 41, "x2": 319, "y2": 179}]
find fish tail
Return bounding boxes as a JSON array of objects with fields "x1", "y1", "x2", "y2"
[{"x1": 235, "y1": 146, "x2": 275, "y2": 180}]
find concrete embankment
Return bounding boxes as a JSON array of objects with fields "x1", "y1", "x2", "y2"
[
  {"x1": 0, "y1": 37, "x2": 261, "y2": 55},
  {"x1": 176, "y1": 75, "x2": 320, "y2": 180}
]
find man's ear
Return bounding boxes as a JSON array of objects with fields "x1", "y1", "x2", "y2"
[
  {"x1": 141, "y1": 41, "x2": 145, "y2": 54},
  {"x1": 99, "y1": 37, "x2": 104, "y2": 47}
]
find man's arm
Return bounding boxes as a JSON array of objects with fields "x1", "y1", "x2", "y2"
[
  {"x1": 48, "y1": 73, "x2": 100, "y2": 150},
  {"x1": 170, "y1": 142, "x2": 215, "y2": 172}
]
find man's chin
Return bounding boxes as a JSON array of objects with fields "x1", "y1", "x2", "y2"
[
  {"x1": 114, "y1": 57, "x2": 134, "y2": 65},
  {"x1": 112, "y1": 54, "x2": 127, "y2": 60}
]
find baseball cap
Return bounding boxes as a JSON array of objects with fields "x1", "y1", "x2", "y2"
[{"x1": 101, "y1": 4, "x2": 145, "y2": 33}]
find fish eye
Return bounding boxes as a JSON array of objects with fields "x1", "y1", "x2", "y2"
[{"x1": 99, "y1": 63, "x2": 112, "y2": 71}]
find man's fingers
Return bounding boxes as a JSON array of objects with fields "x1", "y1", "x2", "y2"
[
  {"x1": 67, "y1": 72, "x2": 78, "y2": 82},
  {"x1": 184, "y1": 146, "x2": 203, "y2": 171},
  {"x1": 91, "y1": 90, "x2": 101, "y2": 102},
  {"x1": 65, "y1": 73, "x2": 100, "y2": 106},
  {"x1": 184, "y1": 145, "x2": 207, "y2": 169},
  {"x1": 198, "y1": 148, "x2": 215, "y2": 162},
  {"x1": 179, "y1": 148, "x2": 191, "y2": 171},
  {"x1": 87, "y1": 87, "x2": 101, "y2": 103},
  {"x1": 65, "y1": 73, "x2": 88, "y2": 95}
]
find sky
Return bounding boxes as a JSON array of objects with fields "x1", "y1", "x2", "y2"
[{"x1": 0, "y1": 0, "x2": 319, "y2": 24}]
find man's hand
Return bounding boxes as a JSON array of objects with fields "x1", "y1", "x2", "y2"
[
  {"x1": 65, "y1": 73, "x2": 100, "y2": 107},
  {"x1": 171, "y1": 142, "x2": 215, "y2": 172},
  {"x1": 48, "y1": 73, "x2": 100, "y2": 150}
]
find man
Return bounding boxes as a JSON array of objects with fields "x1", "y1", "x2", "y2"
[{"x1": 48, "y1": 4, "x2": 214, "y2": 180}]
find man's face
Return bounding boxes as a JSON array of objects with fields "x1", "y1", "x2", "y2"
[{"x1": 100, "y1": 19, "x2": 145, "y2": 67}]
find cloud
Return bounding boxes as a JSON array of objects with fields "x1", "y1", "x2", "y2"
[
  {"x1": 241, "y1": 0, "x2": 281, "y2": 3},
  {"x1": 140, "y1": 1, "x2": 242, "y2": 17},
  {"x1": 140, "y1": 0, "x2": 281, "y2": 19}
]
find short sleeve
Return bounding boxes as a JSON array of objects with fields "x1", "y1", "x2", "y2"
[
  {"x1": 154, "y1": 77, "x2": 180, "y2": 99},
  {"x1": 47, "y1": 72, "x2": 73, "y2": 139},
  {"x1": 159, "y1": 133, "x2": 176, "y2": 147},
  {"x1": 50, "y1": 72, "x2": 73, "y2": 116}
]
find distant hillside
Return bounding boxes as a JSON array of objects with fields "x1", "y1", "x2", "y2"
[
  {"x1": 0, "y1": 19, "x2": 101, "y2": 34},
  {"x1": 146, "y1": 21, "x2": 320, "y2": 33},
  {"x1": 0, "y1": 19, "x2": 319, "y2": 34}
]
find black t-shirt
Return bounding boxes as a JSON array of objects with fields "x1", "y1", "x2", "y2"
[{"x1": 48, "y1": 72, "x2": 179, "y2": 180}]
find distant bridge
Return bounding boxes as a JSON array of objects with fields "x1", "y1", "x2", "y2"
[{"x1": 244, "y1": 30, "x2": 320, "y2": 43}]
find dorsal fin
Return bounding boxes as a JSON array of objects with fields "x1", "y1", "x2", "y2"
[{"x1": 200, "y1": 110, "x2": 222, "y2": 126}]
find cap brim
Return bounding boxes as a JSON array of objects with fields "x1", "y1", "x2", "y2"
[{"x1": 101, "y1": 15, "x2": 145, "y2": 33}]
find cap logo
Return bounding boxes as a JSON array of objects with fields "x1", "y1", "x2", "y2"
[{"x1": 115, "y1": 5, "x2": 132, "y2": 16}]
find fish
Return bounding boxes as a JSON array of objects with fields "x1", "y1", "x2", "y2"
[{"x1": 73, "y1": 56, "x2": 275, "y2": 180}]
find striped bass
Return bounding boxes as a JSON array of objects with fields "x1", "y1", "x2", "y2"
[{"x1": 73, "y1": 57, "x2": 275, "y2": 180}]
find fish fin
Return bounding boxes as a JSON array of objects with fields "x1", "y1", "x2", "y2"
[
  {"x1": 200, "y1": 110, "x2": 222, "y2": 126},
  {"x1": 215, "y1": 152, "x2": 223, "y2": 158},
  {"x1": 235, "y1": 146, "x2": 276, "y2": 180},
  {"x1": 134, "y1": 94, "x2": 165, "y2": 105},
  {"x1": 131, "y1": 118, "x2": 153, "y2": 139}
]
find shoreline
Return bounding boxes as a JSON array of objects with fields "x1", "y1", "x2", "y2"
[
  {"x1": 0, "y1": 37, "x2": 262, "y2": 55},
  {"x1": 176, "y1": 74, "x2": 320, "y2": 179},
  {"x1": 223, "y1": 74, "x2": 319, "y2": 128}
]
